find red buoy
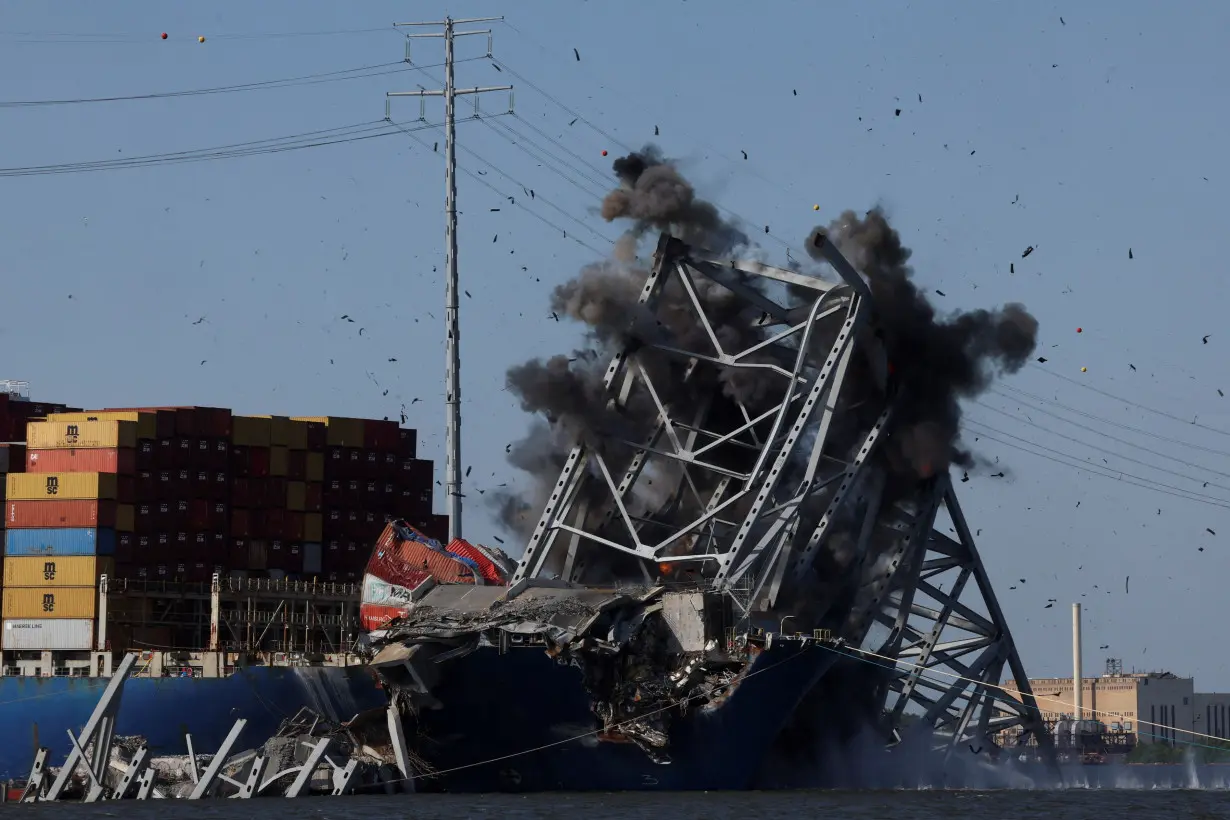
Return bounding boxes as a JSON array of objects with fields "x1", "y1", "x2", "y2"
[{"x1": 161, "y1": 32, "x2": 168, "y2": 39}]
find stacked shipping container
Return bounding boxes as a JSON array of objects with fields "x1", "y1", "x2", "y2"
[
  {"x1": 0, "y1": 406, "x2": 444, "y2": 652},
  {"x1": 1, "y1": 419, "x2": 134, "y2": 650}
]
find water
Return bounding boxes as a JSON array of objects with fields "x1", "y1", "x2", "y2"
[{"x1": 9, "y1": 790, "x2": 1230, "y2": 820}]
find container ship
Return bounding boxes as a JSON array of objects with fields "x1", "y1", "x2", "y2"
[{"x1": 0, "y1": 381, "x2": 444, "y2": 780}]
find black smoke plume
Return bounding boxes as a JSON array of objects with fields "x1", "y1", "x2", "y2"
[{"x1": 493, "y1": 146, "x2": 1037, "y2": 545}]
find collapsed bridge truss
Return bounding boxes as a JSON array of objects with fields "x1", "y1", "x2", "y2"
[{"x1": 511, "y1": 231, "x2": 1055, "y2": 763}]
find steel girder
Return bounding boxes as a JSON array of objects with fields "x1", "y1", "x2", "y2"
[
  {"x1": 862, "y1": 474, "x2": 1056, "y2": 767},
  {"x1": 511, "y1": 231, "x2": 883, "y2": 593}
]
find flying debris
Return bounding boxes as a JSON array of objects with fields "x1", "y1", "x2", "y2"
[
  {"x1": 1076, "y1": 327, "x2": 1082, "y2": 333},
  {"x1": 161, "y1": 32, "x2": 168, "y2": 40},
  {"x1": 1208, "y1": 528, "x2": 1216, "y2": 536},
  {"x1": 895, "y1": 108, "x2": 901, "y2": 116},
  {"x1": 813, "y1": 204, "x2": 820, "y2": 211},
  {"x1": 1128, "y1": 248, "x2": 1133, "y2": 259},
  {"x1": 1022, "y1": 246, "x2": 1035, "y2": 258},
  {"x1": 1129, "y1": 364, "x2": 1136, "y2": 371},
  {"x1": 601, "y1": 150, "x2": 608, "y2": 157},
  {"x1": 1080, "y1": 367, "x2": 1087, "y2": 372},
  {"x1": 654, "y1": 125, "x2": 659, "y2": 135},
  {"x1": 198, "y1": 35, "x2": 205, "y2": 43},
  {"x1": 1037, "y1": 357, "x2": 1048, "y2": 364},
  {"x1": 573, "y1": 47, "x2": 580, "y2": 61},
  {"x1": 741, "y1": 150, "x2": 748, "y2": 160},
  {"x1": 1010, "y1": 263, "x2": 1015, "y2": 274},
  {"x1": 1203, "y1": 335, "x2": 1211, "y2": 344}
]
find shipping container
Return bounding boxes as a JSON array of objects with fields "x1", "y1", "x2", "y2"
[
  {"x1": 1, "y1": 618, "x2": 94, "y2": 650},
  {"x1": 3, "y1": 587, "x2": 96, "y2": 619},
  {"x1": 27, "y1": 419, "x2": 137, "y2": 450},
  {"x1": 291, "y1": 416, "x2": 365, "y2": 448},
  {"x1": 26, "y1": 447, "x2": 135, "y2": 475},
  {"x1": 4, "y1": 527, "x2": 117, "y2": 556},
  {"x1": 286, "y1": 481, "x2": 306, "y2": 512},
  {"x1": 306, "y1": 452, "x2": 324, "y2": 482},
  {"x1": 304, "y1": 513, "x2": 323, "y2": 542},
  {"x1": 248, "y1": 539, "x2": 268, "y2": 571},
  {"x1": 232, "y1": 416, "x2": 272, "y2": 447},
  {"x1": 93, "y1": 408, "x2": 177, "y2": 438},
  {"x1": 0, "y1": 444, "x2": 26, "y2": 474},
  {"x1": 3, "y1": 556, "x2": 113, "y2": 587},
  {"x1": 6, "y1": 472, "x2": 123, "y2": 501},
  {"x1": 269, "y1": 446, "x2": 288, "y2": 477},
  {"x1": 46, "y1": 411, "x2": 158, "y2": 440},
  {"x1": 303, "y1": 541, "x2": 323, "y2": 574},
  {"x1": 5, "y1": 500, "x2": 133, "y2": 531}
]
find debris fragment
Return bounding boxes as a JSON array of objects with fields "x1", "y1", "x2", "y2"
[
  {"x1": 573, "y1": 48, "x2": 580, "y2": 61},
  {"x1": 895, "y1": 108, "x2": 901, "y2": 116},
  {"x1": 1128, "y1": 248, "x2": 1133, "y2": 259},
  {"x1": 1036, "y1": 356, "x2": 1048, "y2": 363},
  {"x1": 1022, "y1": 246, "x2": 1035, "y2": 258},
  {"x1": 1208, "y1": 528, "x2": 1216, "y2": 536},
  {"x1": 1203, "y1": 334, "x2": 1211, "y2": 344}
]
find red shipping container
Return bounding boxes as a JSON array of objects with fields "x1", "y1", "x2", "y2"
[
  {"x1": 397, "y1": 428, "x2": 417, "y2": 459},
  {"x1": 26, "y1": 447, "x2": 136, "y2": 475},
  {"x1": 6, "y1": 499, "x2": 124, "y2": 528},
  {"x1": 189, "y1": 499, "x2": 210, "y2": 529},
  {"x1": 305, "y1": 421, "x2": 326, "y2": 450},
  {"x1": 362, "y1": 419, "x2": 399, "y2": 451},
  {"x1": 264, "y1": 509, "x2": 287, "y2": 539},
  {"x1": 230, "y1": 509, "x2": 252, "y2": 538},
  {"x1": 286, "y1": 511, "x2": 305, "y2": 541},
  {"x1": 305, "y1": 482, "x2": 322, "y2": 512},
  {"x1": 287, "y1": 449, "x2": 307, "y2": 481},
  {"x1": 249, "y1": 447, "x2": 270, "y2": 478},
  {"x1": 266, "y1": 478, "x2": 286, "y2": 508}
]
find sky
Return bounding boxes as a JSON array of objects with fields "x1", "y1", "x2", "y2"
[{"x1": 2, "y1": 1, "x2": 1229, "y2": 690}]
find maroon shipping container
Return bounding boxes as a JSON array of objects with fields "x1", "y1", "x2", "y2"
[
  {"x1": 362, "y1": 419, "x2": 399, "y2": 451},
  {"x1": 26, "y1": 447, "x2": 135, "y2": 475},
  {"x1": 6, "y1": 499, "x2": 125, "y2": 528},
  {"x1": 305, "y1": 421, "x2": 326, "y2": 451},
  {"x1": 230, "y1": 509, "x2": 252, "y2": 538},
  {"x1": 305, "y1": 482, "x2": 322, "y2": 512},
  {"x1": 397, "y1": 427, "x2": 417, "y2": 459},
  {"x1": 98, "y1": 408, "x2": 177, "y2": 438},
  {"x1": 116, "y1": 532, "x2": 135, "y2": 563},
  {"x1": 0, "y1": 443, "x2": 27, "y2": 474},
  {"x1": 287, "y1": 449, "x2": 307, "y2": 481}
]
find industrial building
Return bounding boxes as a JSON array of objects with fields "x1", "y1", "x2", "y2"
[{"x1": 999, "y1": 604, "x2": 1230, "y2": 749}]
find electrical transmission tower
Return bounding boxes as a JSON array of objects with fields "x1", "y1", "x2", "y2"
[
  {"x1": 511, "y1": 231, "x2": 1058, "y2": 769},
  {"x1": 388, "y1": 16, "x2": 511, "y2": 542}
]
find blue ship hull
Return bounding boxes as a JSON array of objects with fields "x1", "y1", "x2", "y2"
[
  {"x1": 412, "y1": 639, "x2": 837, "y2": 792},
  {"x1": 0, "y1": 665, "x2": 389, "y2": 779}
]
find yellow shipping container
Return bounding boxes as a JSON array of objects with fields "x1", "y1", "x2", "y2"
[
  {"x1": 304, "y1": 513, "x2": 323, "y2": 543},
  {"x1": 270, "y1": 446, "x2": 289, "y2": 477},
  {"x1": 291, "y1": 416, "x2": 365, "y2": 447},
  {"x1": 253, "y1": 416, "x2": 308, "y2": 449},
  {"x1": 4, "y1": 556, "x2": 114, "y2": 587},
  {"x1": 27, "y1": 420, "x2": 137, "y2": 450},
  {"x1": 6, "y1": 472, "x2": 119, "y2": 501},
  {"x1": 306, "y1": 452, "x2": 324, "y2": 482},
  {"x1": 116, "y1": 504, "x2": 135, "y2": 533},
  {"x1": 286, "y1": 481, "x2": 306, "y2": 511},
  {"x1": 233, "y1": 416, "x2": 272, "y2": 447},
  {"x1": 3, "y1": 587, "x2": 97, "y2": 619},
  {"x1": 46, "y1": 411, "x2": 156, "y2": 440}
]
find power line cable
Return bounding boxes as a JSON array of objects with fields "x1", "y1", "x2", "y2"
[
  {"x1": 386, "y1": 118, "x2": 611, "y2": 257},
  {"x1": 962, "y1": 420, "x2": 1230, "y2": 510},
  {"x1": 488, "y1": 56, "x2": 799, "y2": 257},
  {"x1": 0, "y1": 60, "x2": 484, "y2": 108},
  {"x1": 988, "y1": 386, "x2": 1230, "y2": 468},
  {"x1": 971, "y1": 400, "x2": 1230, "y2": 492},
  {"x1": 1029, "y1": 364, "x2": 1230, "y2": 438},
  {"x1": 0, "y1": 27, "x2": 399, "y2": 45},
  {"x1": 0, "y1": 120, "x2": 421, "y2": 177}
]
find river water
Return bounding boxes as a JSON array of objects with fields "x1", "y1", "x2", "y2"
[{"x1": 9, "y1": 789, "x2": 1230, "y2": 820}]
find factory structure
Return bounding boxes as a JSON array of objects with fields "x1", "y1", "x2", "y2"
[{"x1": 1000, "y1": 603, "x2": 1230, "y2": 756}]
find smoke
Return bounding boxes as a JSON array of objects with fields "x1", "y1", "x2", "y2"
[
  {"x1": 808, "y1": 210, "x2": 1037, "y2": 477},
  {"x1": 492, "y1": 146, "x2": 1037, "y2": 550}
]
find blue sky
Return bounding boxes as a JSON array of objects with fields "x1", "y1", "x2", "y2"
[{"x1": 3, "y1": 1, "x2": 1230, "y2": 688}]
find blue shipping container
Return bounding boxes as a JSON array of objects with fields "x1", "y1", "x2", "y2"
[{"x1": 3, "y1": 528, "x2": 116, "y2": 557}]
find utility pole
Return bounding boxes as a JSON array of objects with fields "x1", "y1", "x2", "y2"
[{"x1": 388, "y1": 17, "x2": 511, "y2": 542}]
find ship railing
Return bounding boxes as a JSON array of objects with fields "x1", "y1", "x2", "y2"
[{"x1": 110, "y1": 576, "x2": 362, "y2": 598}]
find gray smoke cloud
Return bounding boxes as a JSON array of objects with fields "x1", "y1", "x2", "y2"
[{"x1": 492, "y1": 146, "x2": 1038, "y2": 547}]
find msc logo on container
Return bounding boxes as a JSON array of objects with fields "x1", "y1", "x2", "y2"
[
  {"x1": 43, "y1": 561, "x2": 56, "y2": 581},
  {"x1": 44, "y1": 475, "x2": 59, "y2": 496},
  {"x1": 41, "y1": 593, "x2": 55, "y2": 613},
  {"x1": 64, "y1": 424, "x2": 80, "y2": 444}
]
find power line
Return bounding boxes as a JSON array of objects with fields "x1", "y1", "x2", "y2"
[
  {"x1": 0, "y1": 120, "x2": 421, "y2": 177},
  {"x1": 963, "y1": 420, "x2": 1230, "y2": 511},
  {"x1": 0, "y1": 61, "x2": 446, "y2": 108},
  {"x1": 993, "y1": 383, "x2": 1230, "y2": 460},
  {"x1": 387, "y1": 118, "x2": 611, "y2": 257},
  {"x1": 1029, "y1": 364, "x2": 1230, "y2": 438},
  {"x1": 0, "y1": 27, "x2": 399, "y2": 45},
  {"x1": 969, "y1": 402, "x2": 1230, "y2": 495}
]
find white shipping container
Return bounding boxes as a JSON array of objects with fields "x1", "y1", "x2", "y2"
[{"x1": 2, "y1": 618, "x2": 94, "y2": 650}]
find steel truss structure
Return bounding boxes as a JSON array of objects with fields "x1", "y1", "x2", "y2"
[{"x1": 509, "y1": 230, "x2": 1055, "y2": 764}]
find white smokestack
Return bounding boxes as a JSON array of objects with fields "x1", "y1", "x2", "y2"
[{"x1": 1072, "y1": 602, "x2": 1083, "y2": 721}]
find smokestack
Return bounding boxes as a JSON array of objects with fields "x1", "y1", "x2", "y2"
[{"x1": 1072, "y1": 602, "x2": 1083, "y2": 721}]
